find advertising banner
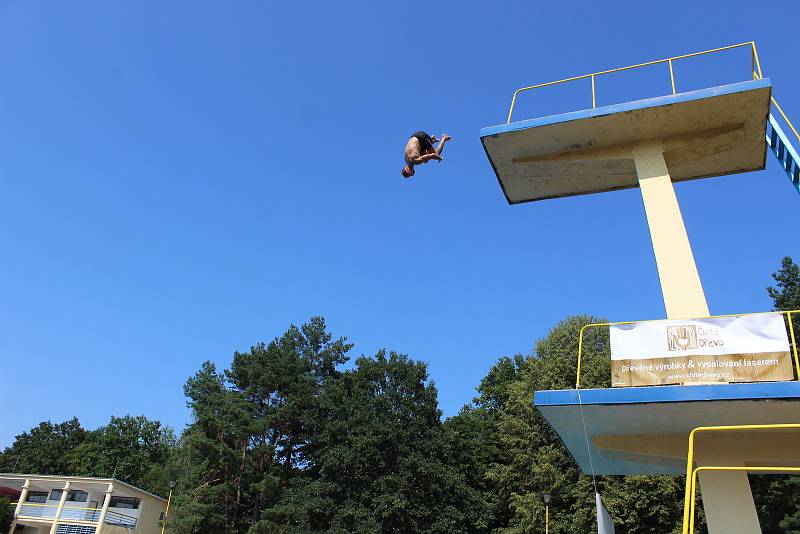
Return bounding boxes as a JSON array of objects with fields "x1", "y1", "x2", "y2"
[{"x1": 610, "y1": 314, "x2": 794, "y2": 387}]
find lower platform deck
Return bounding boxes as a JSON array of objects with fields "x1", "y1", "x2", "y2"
[{"x1": 534, "y1": 382, "x2": 800, "y2": 474}]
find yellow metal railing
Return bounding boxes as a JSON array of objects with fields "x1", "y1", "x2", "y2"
[
  {"x1": 505, "y1": 39, "x2": 800, "y2": 168},
  {"x1": 505, "y1": 40, "x2": 800, "y2": 148},
  {"x1": 747, "y1": 53, "x2": 800, "y2": 146},
  {"x1": 770, "y1": 95, "x2": 800, "y2": 145},
  {"x1": 681, "y1": 423, "x2": 800, "y2": 534},
  {"x1": 575, "y1": 310, "x2": 800, "y2": 389},
  {"x1": 506, "y1": 41, "x2": 763, "y2": 124},
  {"x1": 687, "y1": 466, "x2": 800, "y2": 533}
]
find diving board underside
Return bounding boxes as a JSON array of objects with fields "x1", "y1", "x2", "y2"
[
  {"x1": 534, "y1": 382, "x2": 800, "y2": 475},
  {"x1": 481, "y1": 78, "x2": 772, "y2": 204}
]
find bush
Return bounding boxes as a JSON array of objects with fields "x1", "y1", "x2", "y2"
[{"x1": 0, "y1": 497, "x2": 13, "y2": 534}]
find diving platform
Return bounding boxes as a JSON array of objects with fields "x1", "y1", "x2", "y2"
[
  {"x1": 534, "y1": 382, "x2": 800, "y2": 475},
  {"x1": 480, "y1": 78, "x2": 772, "y2": 204}
]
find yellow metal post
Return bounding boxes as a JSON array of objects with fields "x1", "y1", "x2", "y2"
[
  {"x1": 507, "y1": 90, "x2": 520, "y2": 124},
  {"x1": 668, "y1": 59, "x2": 676, "y2": 94},
  {"x1": 787, "y1": 311, "x2": 800, "y2": 380},
  {"x1": 576, "y1": 325, "x2": 587, "y2": 388},
  {"x1": 689, "y1": 468, "x2": 699, "y2": 534},
  {"x1": 545, "y1": 505, "x2": 549, "y2": 534},
  {"x1": 681, "y1": 428, "x2": 698, "y2": 533},
  {"x1": 161, "y1": 485, "x2": 174, "y2": 534},
  {"x1": 751, "y1": 41, "x2": 763, "y2": 79}
]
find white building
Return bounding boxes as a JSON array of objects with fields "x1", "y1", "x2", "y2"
[{"x1": 0, "y1": 474, "x2": 169, "y2": 534}]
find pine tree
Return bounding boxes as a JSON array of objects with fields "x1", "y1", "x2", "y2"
[{"x1": 767, "y1": 257, "x2": 800, "y2": 312}]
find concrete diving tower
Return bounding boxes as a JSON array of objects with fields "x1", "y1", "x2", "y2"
[{"x1": 479, "y1": 48, "x2": 795, "y2": 532}]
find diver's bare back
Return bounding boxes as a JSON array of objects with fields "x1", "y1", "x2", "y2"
[{"x1": 401, "y1": 132, "x2": 451, "y2": 178}]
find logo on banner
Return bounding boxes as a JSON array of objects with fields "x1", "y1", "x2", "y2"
[{"x1": 667, "y1": 325, "x2": 698, "y2": 351}]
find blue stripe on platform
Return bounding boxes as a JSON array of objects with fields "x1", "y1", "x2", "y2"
[{"x1": 534, "y1": 381, "x2": 800, "y2": 408}]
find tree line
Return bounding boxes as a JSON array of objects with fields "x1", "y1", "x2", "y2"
[{"x1": 3, "y1": 258, "x2": 800, "y2": 533}]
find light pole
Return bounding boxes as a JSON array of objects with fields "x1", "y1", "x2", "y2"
[
  {"x1": 542, "y1": 493, "x2": 551, "y2": 534},
  {"x1": 160, "y1": 481, "x2": 175, "y2": 534}
]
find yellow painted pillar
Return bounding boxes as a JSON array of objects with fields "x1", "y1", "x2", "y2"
[
  {"x1": 632, "y1": 142, "x2": 709, "y2": 319},
  {"x1": 631, "y1": 142, "x2": 760, "y2": 533},
  {"x1": 95, "y1": 482, "x2": 114, "y2": 534},
  {"x1": 49, "y1": 481, "x2": 71, "y2": 534}
]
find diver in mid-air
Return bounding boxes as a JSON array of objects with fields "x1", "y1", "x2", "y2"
[{"x1": 401, "y1": 131, "x2": 451, "y2": 178}]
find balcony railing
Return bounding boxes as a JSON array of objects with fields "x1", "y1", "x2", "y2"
[
  {"x1": 16, "y1": 503, "x2": 97, "y2": 522},
  {"x1": 14, "y1": 502, "x2": 137, "y2": 529},
  {"x1": 105, "y1": 509, "x2": 138, "y2": 528}
]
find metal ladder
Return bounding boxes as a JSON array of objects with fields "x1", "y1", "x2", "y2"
[{"x1": 767, "y1": 111, "x2": 800, "y2": 192}]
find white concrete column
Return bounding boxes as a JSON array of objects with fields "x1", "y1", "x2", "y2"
[
  {"x1": 48, "y1": 481, "x2": 71, "y2": 534},
  {"x1": 696, "y1": 442, "x2": 762, "y2": 533},
  {"x1": 632, "y1": 141, "x2": 710, "y2": 319},
  {"x1": 8, "y1": 479, "x2": 31, "y2": 534},
  {"x1": 13, "y1": 479, "x2": 31, "y2": 517},
  {"x1": 95, "y1": 482, "x2": 114, "y2": 534}
]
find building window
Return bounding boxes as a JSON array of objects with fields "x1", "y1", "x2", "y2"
[
  {"x1": 68, "y1": 490, "x2": 88, "y2": 502},
  {"x1": 26, "y1": 491, "x2": 48, "y2": 503},
  {"x1": 108, "y1": 496, "x2": 140, "y2": 509},
  {"x1": 48, "y1": 489, "x2": 88, "y2": 502}
]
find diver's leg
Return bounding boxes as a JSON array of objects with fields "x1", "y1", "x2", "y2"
[{"x1": 434, "y1": 135, "x2": 451, "y2": 156}]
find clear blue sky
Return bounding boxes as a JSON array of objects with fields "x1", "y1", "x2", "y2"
[{"x1": 2, "y1": 0, "x2": 799, "y2": 447}]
